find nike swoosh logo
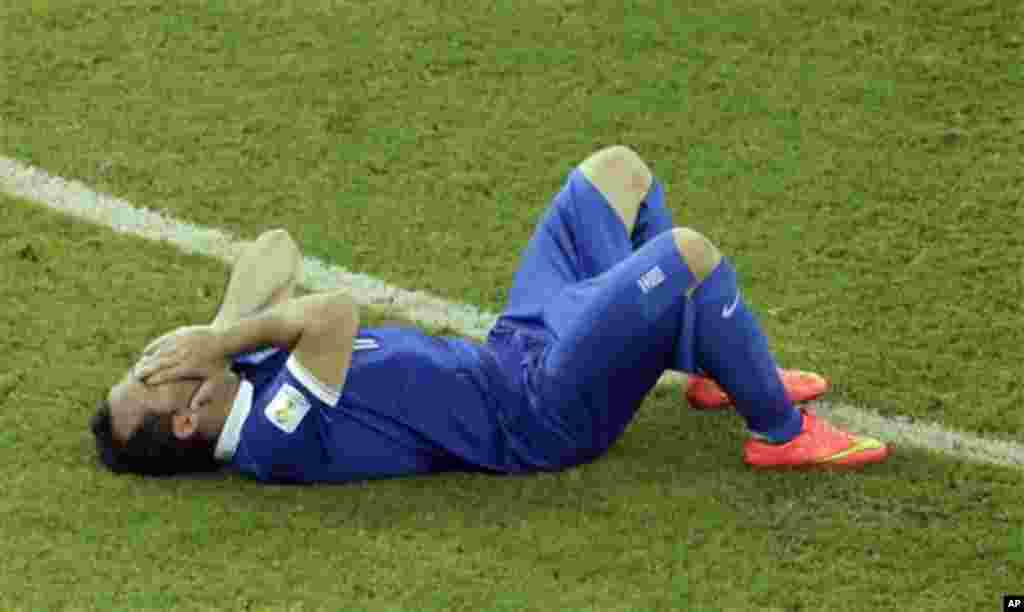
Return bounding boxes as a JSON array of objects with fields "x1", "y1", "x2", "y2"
[{"x1": 722, "y1": 292, "x2": 741, "y2": 318}]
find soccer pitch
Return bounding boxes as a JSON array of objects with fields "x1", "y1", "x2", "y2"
[{"x1": 1, "y1": 1, "x2": 1022, "y2": 610}]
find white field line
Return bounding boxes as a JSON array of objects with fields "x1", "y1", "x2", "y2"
[{"x1": 2, "y1": 155, "x2": 1022, "y2": 469}]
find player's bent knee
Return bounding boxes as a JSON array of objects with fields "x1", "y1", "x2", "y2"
[
  {"x1": 580, "y1": 145, "x2": 652, "y2": 195},
  {"x1": 584, "y1": 144, "x2": 647, "y2": 171},
  {"x1": 579, "y1": 145, "x2": 652, "y2": 231},
  {"x1": 671, "y1": 227, "x2": 721, "y2": 282}
]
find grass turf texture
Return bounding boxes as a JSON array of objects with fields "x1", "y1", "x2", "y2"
[
  {"x1": 2, "y1": 192, "x2": 1023, "y2": 611},
  {"x1": 1, "y1": 0, "x2": 1023, "y2": 609},
  {"x1": 1, "y1": 0, "x2": 1022, "y2": 438}
]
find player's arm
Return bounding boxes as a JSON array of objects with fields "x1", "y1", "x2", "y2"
[
  {"x1": 217, "y1": 291, "x2": 360, "y2": 388},
  {"x1": 134, "y1": 229, "x2": 303, "y2": 372},
  {"x1": 212, "y1": 229, "x2": 304, "y2": 330},
  {"x1": 138, "y1": 290, "x2": 360, "y2": 389}
]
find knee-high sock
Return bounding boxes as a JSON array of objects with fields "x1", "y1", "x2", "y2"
[{"x1": 691, "y1": 259, "x2": 803, "y2": 442}]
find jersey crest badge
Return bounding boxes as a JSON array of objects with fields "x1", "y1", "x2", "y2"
[{"x1": 265, "y1": 385, "x2": 311, "y2": 434}]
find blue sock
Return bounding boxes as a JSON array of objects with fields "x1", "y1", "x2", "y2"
[{"x1": 690, "y1": 259, "x2": 803, "y2": 443}]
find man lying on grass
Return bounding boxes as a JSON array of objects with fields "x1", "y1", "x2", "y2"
[{"x1": 91, "y1": 145, "x2": 890, "y2": 482}]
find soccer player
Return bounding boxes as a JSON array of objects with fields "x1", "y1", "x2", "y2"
[{"x1": 91, "y1": 146, "x2": 890, "y2": 482}]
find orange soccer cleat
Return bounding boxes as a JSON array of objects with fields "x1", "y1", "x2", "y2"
[
  {"x1": 744, "y1": 408, "x2": 891, "y2": 469},
  {"x1": 686, "y1": 369, "x2": 829, "y2": 411}
]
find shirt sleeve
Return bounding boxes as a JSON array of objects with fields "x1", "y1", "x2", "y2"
[
  {"x1": 232, "y1": 346, "x2": 281, "y2": 365},
  {"x1": 231, "y1": 356, "x2": 339, "y2": 484},
  {"x1": 284, "y1": 354, "x2": 342, "y2": 407}
]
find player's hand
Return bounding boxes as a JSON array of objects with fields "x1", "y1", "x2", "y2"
[{"x1": 134, "y1": 325, "x2": 229, "y2": 385}]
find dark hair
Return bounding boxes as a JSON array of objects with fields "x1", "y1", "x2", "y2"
[{"x1": 90, "y1": 399, "x2": 222, "y2": 477}]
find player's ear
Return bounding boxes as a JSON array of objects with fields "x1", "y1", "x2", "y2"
[{"x1": 172, "y1": 412, "x2": 199, "y2": 440}]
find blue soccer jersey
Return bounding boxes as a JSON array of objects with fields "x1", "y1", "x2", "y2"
[
  {"x1": 212, "y1": 166, "x2": 723, "y2": 483},
  {"x1": 214, "y1": 327, "x2": 530, "y2": 484}
]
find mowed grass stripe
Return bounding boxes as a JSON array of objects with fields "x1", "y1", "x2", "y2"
[{"x1": 3, "y1": 154, "x2": 1021, "y2": 470}]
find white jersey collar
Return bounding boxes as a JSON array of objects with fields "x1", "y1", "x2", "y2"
[{"x1": 214, "y1": 379, "x2": 253, "y2": 462}]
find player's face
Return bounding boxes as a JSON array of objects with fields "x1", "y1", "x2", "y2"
[{"x1": 107, "y1": 371, "x2": 202, "y2": 444}]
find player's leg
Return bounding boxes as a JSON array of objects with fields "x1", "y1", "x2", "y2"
[
  {"x1": 526, "y1": 228, "x2": 889, "y2": 469},
  {"x1": 672, "y1": 233, "x2": 876, "y2": 468},
  {"x1": 579, "y1": 144, "x2": 677, "y2": 252},
  {"x1": 628, "y1": 171, "x2": 675, "y2": 251},
  {"x1": 580, "y1": 148, "x2": 698, "y2": 380},
  {"x1": 504, "y1": 229, "x2": 692, "y2": 466},
  {"x1": 495, "y1": 145, "x2": 660, "y2": 334},
  {"x1": 577, "y1": 144, "x2": 651, "y2": 236},
  {"x1": 530, "y1": 226, "x2": 801, "y2": 456},
  {"x1": 623, "y1": 179, "x2": 827, "y2": 404}
]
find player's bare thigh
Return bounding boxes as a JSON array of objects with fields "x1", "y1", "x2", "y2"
[{"x1": 578, "y1": 145, "x2": 652, "y2": 235}]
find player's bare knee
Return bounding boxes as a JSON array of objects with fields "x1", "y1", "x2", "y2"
[
  {"x1": 579, "y1": 145, "x2": 652, "y2": 232},
  {"x1": 671, "y1": 227, "x2": 721, "y2": 282},
  {"x1": 580, "y1": 145, "x2": 652, "y2": 199}
]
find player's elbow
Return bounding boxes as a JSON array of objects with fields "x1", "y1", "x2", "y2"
[
  {"x1": 253, "y1": 229, "x2": 302, "y2": 271},
  {"x1": 258, "y1": 228, "x2": 298, "y2": 251}
]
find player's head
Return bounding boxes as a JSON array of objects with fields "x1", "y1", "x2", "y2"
[{"x1": 90, "y1": 369, "x2": 229, "y2": 476}]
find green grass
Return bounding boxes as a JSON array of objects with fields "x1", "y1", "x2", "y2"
[
  {"x1": 2, "y1": 0, "x2": 1022, "y2": 437},
  {"x1": 2, "y1": 0, "x2": 1023, "y2": 609},
  {"x1": 2, "y1": 192, "x2": 1023, "y2": 610}
]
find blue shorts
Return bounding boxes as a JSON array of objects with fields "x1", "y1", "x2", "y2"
[{"x1": 487, "y1": 168, "x2": 698, "y2": 469}]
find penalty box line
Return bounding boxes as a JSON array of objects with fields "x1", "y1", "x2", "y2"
[{"x1": 1, "y1": 154, "x2": 1021, "y2": 470}]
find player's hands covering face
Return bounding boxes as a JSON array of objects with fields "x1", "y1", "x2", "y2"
[{"x1": 134, "y1": 325, "x2": 229, "y2": 385}]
